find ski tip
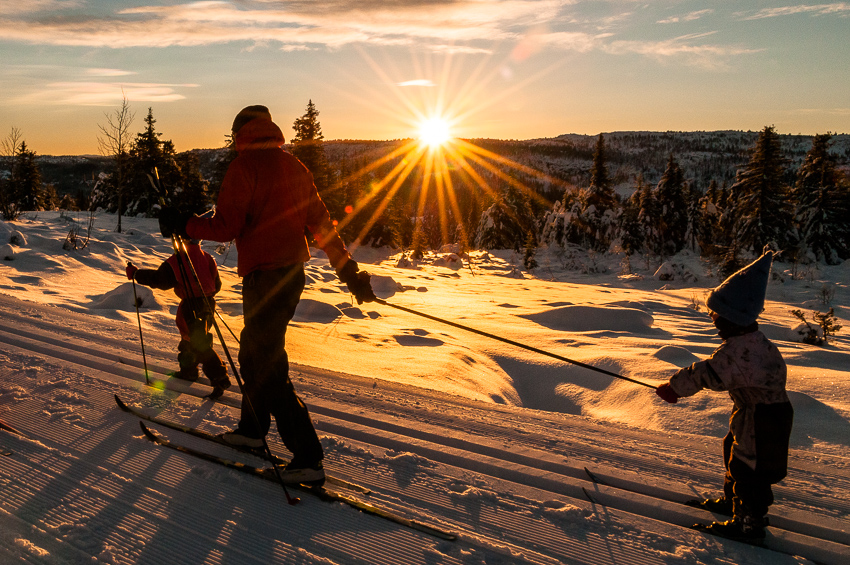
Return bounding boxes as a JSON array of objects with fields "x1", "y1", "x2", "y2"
[
  {"x1": 0, "y1": 418, "x2": 26, "y2": 438},
  {"x1": 114, "y1": 394, "x2": 128, "y2": 410},
  {"x1": 139, "y1": 421, "x2": 156, "y2": 440},
  {"x1": 584, "y1": 467, "x2": 606, "y2": 485}
]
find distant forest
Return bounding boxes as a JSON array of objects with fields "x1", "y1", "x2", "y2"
[{"x1": 2, "y1": 120, "x2": 849, "y2": 269}]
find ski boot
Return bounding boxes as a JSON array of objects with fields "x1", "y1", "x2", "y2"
[
  {"x1": 171, "y1": 366, "x2": 199, "y2": 382},
  {"x1": 694, "y1": 514, "x2": 768, "y2": 543}
]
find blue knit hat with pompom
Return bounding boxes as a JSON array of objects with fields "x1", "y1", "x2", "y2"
[{"x1": 706, "y1": 248, "x2": 774, "y2": 326}]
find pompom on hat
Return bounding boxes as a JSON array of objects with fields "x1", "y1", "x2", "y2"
[
  {"x1": 232, "y1": 105, "x2": 272, "y2": 135},
  {"x1": 706, "y1": 247, "x2": 774, "y2": 326}
]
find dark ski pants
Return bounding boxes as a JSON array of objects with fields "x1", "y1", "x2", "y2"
[
  {"x1": 237, "y1": 264, "x2": 323, "y2": 464},
  {"x1": 722, "y1": 402, "x2": 794, "y2": 519},
  {"x1": 176, "y1": 298, "x2": 228, "y2": 387}
]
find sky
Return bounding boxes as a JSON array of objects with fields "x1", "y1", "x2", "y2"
[{"x1": 1, "y1": 1, "x2": 849, "y2": 156}]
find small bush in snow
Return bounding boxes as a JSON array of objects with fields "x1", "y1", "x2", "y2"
[
  {"x1": 791, "y1": 308, "x2": 842, "y2": 345},
  {"x1": 1, "y1": 243, "x2": 14, "y2": 260},
  {"x1": 689, "y1": 292, "x2": 707, "y2": 311},
  {"x1": 653, "y1": 261, "x2": 698, "y2": 283},
  {"x1": 819, "y1": 284, "x2": 836, "y2": 306}
]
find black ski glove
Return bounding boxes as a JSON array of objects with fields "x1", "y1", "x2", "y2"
[
  {"x1": 159, "y1": 207, "x2": 192, "y2": 239},
  {"x1": 337, "y1": 259, "x2": 376, "y2": 305}
]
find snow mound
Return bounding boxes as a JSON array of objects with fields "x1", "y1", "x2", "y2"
[
  {"x1": 433, "y1": 253, "x2": 464, "y2": 270},
  {"x1": 653, "y1": 345, "x2": 699, "y2": 367},
  {"x1": 369, "y1": 274, "x2": 418, "y2": 298},
  {"x1": 1, "y1": 244, "x2": 14, "y2": 260},
  {"x1": 89, "y1": 283, "x2": 163, "y2": 311},
  {"x1": 293, "y1": 299, "x2": 342, "y2": 323},
  {"x1": 8, "y1": 230, "x2": 27, "y2": 246},
  {"x1": 522, "y1": 305, "x2": 654, "y2": 333}
]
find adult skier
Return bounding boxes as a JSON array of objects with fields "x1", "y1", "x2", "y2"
[
  {"x1": 158, "y1": 105, "x2": 375, "y2": 485},
  {"x1": 655, "y1": 248, "x2": 793, "y2": 541}
]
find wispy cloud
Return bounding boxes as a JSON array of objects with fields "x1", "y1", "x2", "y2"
[
  {"x1": 657, "y1": 9, "x2": 714, "y2": 25},
  {"x1": 0, "y1": 0, "x2": 82, "y2": 16},
  {"x1": 0, "y1": 0, "x2": 560, "y2": 48},
  {"x1": 86, "y1": 68, "x2": 136, "y2": 77},
  {"x1": 538, "y1": 31, "x2": 610, "y2": 53},
  {"x1": 603, "y1": 32, "x2": 763, "y2": 70},
  {"x1": 398, "y1": 79, "x2": 436, "y2": 87},
  {"x1": 19, "y1": 82, "x2": 198, "y2": 106},
  {"x1": 0, "y1": 1, "x2": 761, "y2": 71},
  {"x1": 738, "y1": 2, "x2": 850, "y2": 20},
  {"x1": 794, "y1": 107, "x2": 850, "y2": 116}
]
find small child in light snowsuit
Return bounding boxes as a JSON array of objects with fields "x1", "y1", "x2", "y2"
[
  {"x1": 126, "y1": 241, "x2": 231, "y2": 398},
  {"x1": 655, "y1": 249, "x2": 793, "y2": 541}
]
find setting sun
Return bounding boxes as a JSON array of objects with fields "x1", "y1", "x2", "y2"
[{"x1": 418, "y1": 117, "x2": 451, "y2": 148}]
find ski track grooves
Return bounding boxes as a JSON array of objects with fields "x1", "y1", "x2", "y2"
[{"x1": 1, "y1": 295, "x2": 848, "y2": 565}]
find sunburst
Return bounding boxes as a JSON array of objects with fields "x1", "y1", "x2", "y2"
[
  {"x1": 418, "y1": 117, "x2": 452, "y2": 149},
  {"x1": 327, "y1": 50, "x2": 570, "y2": 251}
]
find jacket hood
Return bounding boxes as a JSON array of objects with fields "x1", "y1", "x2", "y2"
[{"x1": 235, "y1": 118, "x2": 285, "y2": 153}]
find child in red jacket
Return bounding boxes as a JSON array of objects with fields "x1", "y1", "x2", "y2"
[
  {"x1": 126, "y1": 241, "x2": 230, "y2": 399},
  {"x1": 656, "y1": 249, "x2": 793, "y2": 541}
]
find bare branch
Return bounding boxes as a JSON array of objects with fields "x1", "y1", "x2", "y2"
[{"x1": 1, "y1": 127, "x2": 23, "y2": 157}]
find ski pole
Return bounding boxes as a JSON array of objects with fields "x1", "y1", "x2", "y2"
[
  {"x1": 170, "y1": 234, "x2": 300, "y2": 506},
  {"x1": 214, "y1": 309, "x2": 241, "y2": 344},
  {"x1": 373, "y1": 298, "x2": 655, "y2": 389},
  {"x1": 129, "y1": 268, "x2": 152, "y2": 387}
]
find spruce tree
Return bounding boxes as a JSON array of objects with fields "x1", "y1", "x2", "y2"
[
  {"x1": 618, "y1": 187, "x2": 643, "y2": 257},
  {"x1": 10, "y1": 142, "x2": 43, "y2": 213},
  {"x1": 291, "y1": 100, "x2": 339, "y2": 215},
  {"x1": 587, "y1": 133, "x2": 617, "y2": 212},
  {"x1": 653, "y1": 154, "x2": 688, "y2": 256},
  {"x1": 174, "y1": 152, "x2": 212, "y2": 214},
  {"x1": 794, "y1": 133, "x2": 850, "y2": 263},
  {"x1": 126, "y1": 108, "x2": 179, "y2": 215},
  {"x1": 696, "y1": 179, "x2": 722, "y2": 257},
  {"x1": 637, "y1": 175, "x2": 659, "y2": 256},
  {"x1": 730, "y1": 125, "x2": 793, "y2": 253},
  {"x1": 576, "y1": 134, "x2": 618, "y2": 251}
]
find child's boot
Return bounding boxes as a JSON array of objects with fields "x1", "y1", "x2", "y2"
[{"x1": 172, "y1": 365, "x2": 199, "y2": 381}]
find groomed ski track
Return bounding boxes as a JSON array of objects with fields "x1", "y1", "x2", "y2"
[{"x1": 1, "y1": 294, "x2": 848, "y2": 565}]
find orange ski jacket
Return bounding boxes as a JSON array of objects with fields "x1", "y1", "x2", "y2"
[{"x1": 186, "y1": 117, "x2": 350, "y2": 277}]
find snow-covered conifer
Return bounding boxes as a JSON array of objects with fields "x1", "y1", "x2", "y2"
[
  {"x1": 730, "y1": 126, "x2": 793, "y2": 254},
  {"x1": 793, "y1": 133, "x2": 850, "y2": 263}
]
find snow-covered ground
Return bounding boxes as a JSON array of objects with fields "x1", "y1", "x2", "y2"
[{"x1": 0, "y1": 211, "x2": 848, "y2": 564}]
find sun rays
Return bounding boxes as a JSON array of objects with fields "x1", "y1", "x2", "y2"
[{"x1": 330, "y1": 50, "x2": 571, "y2": 251}]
